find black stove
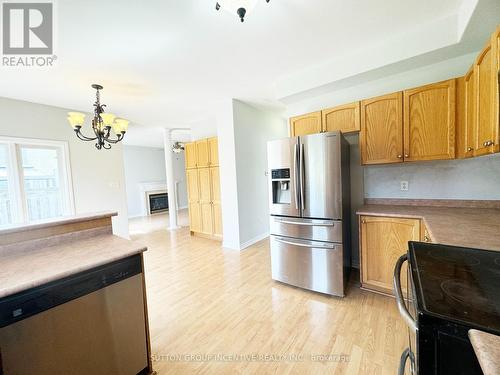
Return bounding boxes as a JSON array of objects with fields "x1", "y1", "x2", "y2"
[
  {"x1": 410, "y1": 243, "x2": 500, "y2": 332},
  {"x1": 403, "y1": 242, "x2": 500, "y2": 375}
]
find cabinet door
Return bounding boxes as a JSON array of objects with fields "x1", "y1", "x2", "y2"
[
  {"x1": 456, "y1": 69, "x2": 476, "y2": 158},
  {"x1": 360, "y1": 216, "x2": 420, "y2": 295},
  {"x1": 322, "y1": 102, "x2": 361, "y2": 133},
  {"x1": 196, "y1": 139, "x2": 210, "y2": 167},
  {"x1": 210, "y1": 167, "x2": 222, "y2": 237},
  {"x1": 184, "y1": 142, "x2": 197, "y2": 169},
  {"x1": 474, "y1": 41, "x2": 497, "y2": 156},
  {"x1": 198, "y1": 168, "x2": 213, "y2": 235},
  {"x1": 289, "y1": 111, "x2": 322, "y2": 136},
  {"x1": 208, "y1": 137, "x2": 219, "y2": 166},
  {"x1": 493, "y1": 26, "x2": 500, "y2": 153},
  {"x1": 403, "y1": 79, "x2": 456, "y2": 161},
  {"x1": 360, "y1": 92, "x2": 403, "y2": 165},
  {"x1": 186, "y1": 169, "x2": 201, "y2": 232}
]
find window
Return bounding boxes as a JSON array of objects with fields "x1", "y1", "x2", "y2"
[{"x1": 0, "y1": 137, "x2": 74, "y2": 227}]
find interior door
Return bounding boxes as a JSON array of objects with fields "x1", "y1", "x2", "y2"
[
  {"x1": 267, "y1": 137, "x2": 300, "y2": 217},
  {"x1": 300, "y1": 132, "x2": 342, "y2": 220}
]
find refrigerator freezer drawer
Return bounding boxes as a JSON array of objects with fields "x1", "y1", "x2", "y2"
[
  {"x1": 270, "y1": 235, "x2": 345, "y2": 296},
  {"x1": 270, "y1": 216, "x2": 343, "y2": 243}
]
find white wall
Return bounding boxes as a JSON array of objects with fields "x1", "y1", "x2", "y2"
[
  {"x1": 216, "y1": 99, "x2": 287, "y2": 250},
  {"x1": 123, "y1": 145, "x2": 188, "y2": 218},
  {"x1": 216, "y1": 100, "x2": 241, "y2": 249},
  {"x1": 123, "y1": 146, "x2": 166, "y2": 217},
  {"x1": 0, "y1": 97, "x2": 129, "y2": 238},
  {"x1": 232, "y1": 100, "x2": 288, "y2": 248}
]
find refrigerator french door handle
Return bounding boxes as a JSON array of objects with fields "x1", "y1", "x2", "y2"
[
  {"x1": 274, "y1": 237, "x2": 336, "y2": 250},
  {"x1": 393, "y1": 254, "x2": 417, "y2": 333},
  {"x1": 274, "y1": 219, "x2": 334, "y2": 227},
  {"x1": 293, "y1": 143, "x2": 300, "y2": 210},
  {"x1": 299, "y1": 143, "x2": 305, "y2": 210}
]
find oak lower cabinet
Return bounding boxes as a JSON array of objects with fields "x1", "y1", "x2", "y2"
[
  {"x1": 322, "y1": 102, "x2": 361, "y2": 133},
  {"x1": 289, "y1": 111, "x2": 322, "y2": 136},
  {"x1": 360, "y1": 92, "x2": 403, "y2": 164},
  {"x1": 403, "y1": 79, "x2": 456, "y2": 161},
  {"x1": 360, "y1": 215, "x2": 421, "y2": 295},
  {"x1": 187, "y1": 169, "x2": 202, "y2": 232}
]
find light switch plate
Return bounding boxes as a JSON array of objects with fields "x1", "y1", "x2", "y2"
[{"x1": 400, "y1": 181, "x2": 409, "y2": 191}]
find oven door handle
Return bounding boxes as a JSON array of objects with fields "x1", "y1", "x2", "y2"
[{"x1": 393, "y1": 254, "x2": 417, "y2": 333}]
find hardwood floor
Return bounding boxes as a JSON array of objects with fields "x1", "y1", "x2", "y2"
[{"x1": 132, "y1": 224, "x2": 408, "y2": 374}]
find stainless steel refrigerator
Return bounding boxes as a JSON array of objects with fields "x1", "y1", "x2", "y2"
[{"x1": 267, "y1": 131, "x2": 351, "y2": 297}]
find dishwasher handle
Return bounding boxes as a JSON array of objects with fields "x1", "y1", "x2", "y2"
[{"x1": 393, "y1": 254, "x2": 417, "y2": 333}]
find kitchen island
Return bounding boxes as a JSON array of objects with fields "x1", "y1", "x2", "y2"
[{"x1": 0, "y1": 212, "x2": 154, "y2": 375}]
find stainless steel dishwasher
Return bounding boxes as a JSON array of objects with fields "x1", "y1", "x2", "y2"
[{"x1": 0, "y1": 255, "x2": 150, "y2": 375}]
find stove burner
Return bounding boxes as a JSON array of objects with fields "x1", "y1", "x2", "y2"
[
  {"x1": 429, "y1": 249, "x2": 480, "y2": 267},
  {"x1": 441, "y1": 279, "x2": 492, "y2": 309}
]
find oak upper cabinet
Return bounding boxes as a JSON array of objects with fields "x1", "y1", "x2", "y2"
[
  {"x1": 403, "y1": 79, "x2": 456, "y2": 161},
  {"x1": 289, "y1": 111, "x2": 322, "y2": 136},
  {"x1": 185, "y1": 142, "x2": 197, "y2": 169},
  {"x1": 360, "y1": 216, "x2": 421, "y2": 295},
  {"x1": 196, "y1": 139, "x2": 210, "y2": 167},
  {"x1": 456, "y1": 69, "x2": 476, "y2": 158},
  {"x1": 360, "y1": 92, "x2": 403, "y2": 165},
  {"x1": 210, "y1": 167, "x2": 222, "y2": 238},
  {"x1": 322, "y1": 102, "x2": 361, "y2": 133},
  {"x1": 474, "y1": 30, "x2": 499, "y2": 156},
  {"x1": 186, "y1": 169, "x2": 201, "y2": 232},
  {"x1": 208, "y1": 137, "x2": 219, "y2": 166},
  {"x1": 493, "y1": 26, "x2": 500, "y2": 152}
]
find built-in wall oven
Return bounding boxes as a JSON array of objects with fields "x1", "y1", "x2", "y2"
[{"x1": 394, "y1": 242, "x2": 500, "y2": 375}]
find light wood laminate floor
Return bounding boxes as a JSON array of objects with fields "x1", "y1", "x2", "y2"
[{"x1": 132, "y1": 224, "x2": 408, "y2": 374}]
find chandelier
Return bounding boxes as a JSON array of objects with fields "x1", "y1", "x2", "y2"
[
  {"x1": 67, "y1": 84, "x2": 129, "y2": 150},
  {"x1": 215, "y1": 0, "x2": 270, "y2": 22}
]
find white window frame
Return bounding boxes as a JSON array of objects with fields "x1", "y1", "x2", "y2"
[{"x1": 0, "y1": 136, "x2": 75, "y2": 226}]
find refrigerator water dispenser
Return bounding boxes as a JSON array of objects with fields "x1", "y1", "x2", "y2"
[{"x1": 271, "y1": 168, "x2": 291, "y2": 205}]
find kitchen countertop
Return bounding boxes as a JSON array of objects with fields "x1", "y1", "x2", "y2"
[
  {"x1": 357, "y1": 204, "x2": 500, "y2": 251},
  {"x1": 468, "y1": 330, "x2": 500, "y2": 375},
  {"x1": 0, "y1": 213, "x2": 147, "y2": 299}
]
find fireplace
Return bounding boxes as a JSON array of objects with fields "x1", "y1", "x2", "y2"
[{"x1": 148, "y1": 193, "x2": 169, "y2": 214}]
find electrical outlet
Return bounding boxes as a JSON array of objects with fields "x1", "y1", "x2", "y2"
[{"x1": 400, "y1": 181, "x2": 409, "y2": 191}]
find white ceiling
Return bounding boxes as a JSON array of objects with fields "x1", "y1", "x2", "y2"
[{"x1": 0, "y1": 0, "x2": 498, "y2": 148}]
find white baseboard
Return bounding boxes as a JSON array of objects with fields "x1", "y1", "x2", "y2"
[
  {"x1": 177, "y1": 205, "x2": 188, "y2": 210},
  {"x1": 239, "y1": 232, "x2": 269, "y2": 250}
]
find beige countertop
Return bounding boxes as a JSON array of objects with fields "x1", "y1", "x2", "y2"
[
  {"x1": 469, "y1": 330, "x2": 500, "y2": 375},
  {"x1": 357, "y1": 204, "x2": 500, "y2": 251},
  {"x1": 0, "y1": 213, "x2": 147, "y2": 299}
]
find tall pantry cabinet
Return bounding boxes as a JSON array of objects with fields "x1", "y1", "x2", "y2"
[{"x1": 185, "y1": 137, "x2": 222, "y2": 240}]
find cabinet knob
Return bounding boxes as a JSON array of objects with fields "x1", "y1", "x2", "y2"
[
  {"x1": 404, "y1": 154, "x2": 409, "y2": 158},
  {"x1": 397, "y1": 155, "x2": 403, "y2": 159},
  {"x1": 467, "y1": 147, "x2": 474, "y2": 152},
  {"x1": 483, "y1": 140, "x2": 494, "y2": 147}
]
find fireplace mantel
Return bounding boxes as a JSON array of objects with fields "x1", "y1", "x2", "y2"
[{"x1": 138, "y1": 181, "x2": 168, "y2": 216}]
